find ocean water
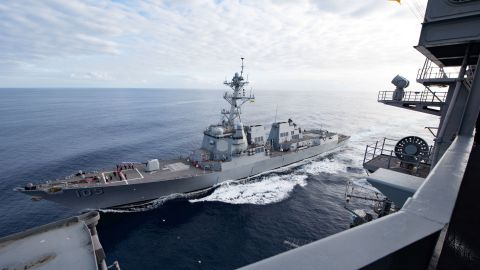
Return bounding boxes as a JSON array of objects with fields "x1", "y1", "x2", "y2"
[{"x1": 0, "y1": 88, "x2": 437, "y2": 269}]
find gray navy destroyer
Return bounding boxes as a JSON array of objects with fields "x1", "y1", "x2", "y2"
[{"x1": 16, "y1": 59, "x2": 349, "y2": 211}]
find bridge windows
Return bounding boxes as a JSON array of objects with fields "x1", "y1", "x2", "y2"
[{"x1": 254, "y1": 136, "x2": 264, "y2": 143}]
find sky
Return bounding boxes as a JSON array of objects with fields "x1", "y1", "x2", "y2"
[{"x1": 0, "y1": 0, "x2": 428, "y2": 91}]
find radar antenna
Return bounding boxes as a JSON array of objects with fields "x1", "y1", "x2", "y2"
[
  {"x1": 221, "y1": 58, "x2": 255, "y2": 129},
  {"x1": 240, "y1": 57, "x2": 244, "y2": 76}
]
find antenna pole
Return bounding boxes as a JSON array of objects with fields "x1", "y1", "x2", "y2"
[
  {"x1": 221, "y1": 58, "x2": 253, "y2": 128},
  {"x1": 241, "y1": 57, "x2": 244, "y2": 76},
  {"x1": 274, "y1": 105, "x2": 278, "y2": 123}
]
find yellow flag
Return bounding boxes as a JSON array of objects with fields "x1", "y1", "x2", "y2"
[{"x1": 389, "y1": 0, "x2": 401, "y2": 3}]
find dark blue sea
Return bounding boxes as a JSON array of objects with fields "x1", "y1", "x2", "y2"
[{"x1": 0, "y1": 88, "x2": 437, "y2": 269}]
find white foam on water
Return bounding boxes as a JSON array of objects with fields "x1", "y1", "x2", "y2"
[
  {"x1": 95, "y1": 194, "x2": 181, "y2": 213},
  {"x1": 98, "y1": 148, "x2": 351, "y2": 212},
  {"x1": 96, "y1": 188, "x2": 214, "y2": 213},
  {"x1": 301, "y1": 157, "x2": 347, "y2": 175},
  {"x1": 190, "y1": 174, "x2": 308, "y2": 205}
]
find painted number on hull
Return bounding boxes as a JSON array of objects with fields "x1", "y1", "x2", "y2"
[{"x1": 76, "y1": 188, "x2": 104, "y2": 198}]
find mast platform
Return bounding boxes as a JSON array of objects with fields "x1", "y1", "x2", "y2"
[
  {"x1": 415, "y1": 58, "x2": 474, "y2": 88},
  {"x1": 377, "y1": 90, "x2": 447, "y2": 116},
  {"x1": 363, "y1": 137, "x2": 432, "y2": 178}
]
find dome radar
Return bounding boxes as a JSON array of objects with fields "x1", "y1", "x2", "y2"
[{"x1": 391, "y1": 75, "x2": 409, "y2": 101}]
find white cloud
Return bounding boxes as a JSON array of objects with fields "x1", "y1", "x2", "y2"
[
  {"x1": 0, "y1": 0, "x2": 428, "y2": 91},
  {"x1": 70, "y1": 71, "x2": 112, "y2": 81}
]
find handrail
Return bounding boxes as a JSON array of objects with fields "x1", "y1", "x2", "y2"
[
  {"x1": 425, "y1": 86, "x2": 444, "y2": 103},
  {"x1": 362, "y1": 137, "x2": 432, "y2": 168},
  {"x1": 425, "y1": 126, "x2": 438, "y2": 137},
  {"x1": 417, "y1": 67, "x2": 458, "y2": 80},
  {"x1": 238, "y1": 135, "x2": 473, "y2": 270},
  {"x1": 417, "y1": 58, "x2": 459, "y2": 80},
  {"x1": 378, "y1": 90, "x2": 447, "y2": 103},
  {"x1": 416, "y1": 59, "x2": 474, "y2": 87}
]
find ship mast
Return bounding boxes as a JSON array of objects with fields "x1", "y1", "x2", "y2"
[{"x1": 222, "y1": 58, "x2": 255, "y2": 129}]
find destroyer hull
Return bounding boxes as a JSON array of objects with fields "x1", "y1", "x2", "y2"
[{"x1": 21, "y1": 137, "x2": 348, "y2": 211}]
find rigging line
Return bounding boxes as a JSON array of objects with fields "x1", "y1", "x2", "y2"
[
  {"x1": 416, "y1": 0, "x2": 427, "y2": 17},
  {"x1": 404, "y1": 0, "x2": 422, "y2": 22},
  {"x1": 411, "y1": 2, "x2": 423, "y2": 21},
  {"x1": 411, "y1": 0, "x2": 426, "y2": 18},
  {"x1": 274, "y1": 104, "x2": 278, "y2": 124},
  {"x1": 407, "y1": 0, "x2": 422, "y2": 18}
]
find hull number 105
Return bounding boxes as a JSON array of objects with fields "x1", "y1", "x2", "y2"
[{"x1": 76, "y1": 188, "x2": 104, "y2": 198}]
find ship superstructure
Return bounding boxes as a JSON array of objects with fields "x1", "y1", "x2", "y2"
[
  {"x1": 240, "y1": 1, "x2": 480, "y2": 269},
  {"x1": 16, "y1": 59, "x2": 349, "y2": 211}
]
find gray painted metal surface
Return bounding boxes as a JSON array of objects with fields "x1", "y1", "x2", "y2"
[
  {"x1": 15, "y1": 60, "x2": 349, "y2": 210},
  {"x1": 242, "y1": 2, "x2": 480, "y2": 268},
  {"x1": 362, "y1": 137, "x2": 432, "y2": 178},
  {"x1": 0, "y1": 211, "x2": 112, "y2": 270},
  {"x1": 415, "y1": 1, "x2": 480, "y2": 67},
  {"x1": 239, "y1": 135, "x2": 473, "y2": 270},
  {"x1": 459, "y1": 56, "x2": 480, "y2": 136},
  {"x1": 366, "y1": 168, "x2": 424, "y2": 207},
  {"x1": 18, "y1": 138, "x2": 347, "y2": 211},
  {"x1": 431, "y1": 47, "x2": 471, "y2": 166},
  {"x1": 377, "y1": 90, "x2": 447, "y2": 116}
]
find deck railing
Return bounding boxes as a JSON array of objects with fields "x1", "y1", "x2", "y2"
[
  {"x1": 378, "y1": 90, "x2": 447, "y2": 103},
  {"x1": 416, "y1": 58, "x2": 476, "y2": 85},
  {"x1": 417, "y1": 67, "x2": 459, "y2": 81},
  {"x1": 417, "y1": 58, "x2": 459, "y2": 81},
  {"x1": 362, "y1": 137, "x2": 432, "y2": 170},
  {"x1": 239, "y1": 135, "x2": 473, "y2": 270}
]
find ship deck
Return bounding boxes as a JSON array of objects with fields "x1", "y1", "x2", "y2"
[
  {"x1": 364, "y1": 154, "x2": 431, "y2": 178},
  {"x1": 269, "y1": 131, "x2": 343, "y2": 157},
  {"x1": 29, "y1": 132, "x2": 348, "y2": 191},
  {"x1": 0, "y1": 212, "x2": 101, "y2": 270},
  {"x1": 35, "y1": 159, "x2": 212, "y2": 190}
]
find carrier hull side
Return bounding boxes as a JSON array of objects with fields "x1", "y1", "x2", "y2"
[{"x1": 20, "y1": 137, "x2": 348, "y2": 210}]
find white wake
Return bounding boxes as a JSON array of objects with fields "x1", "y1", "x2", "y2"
[
  {"x1": 301, "y1": 157, "x2": 348, "y2": 175},
  {"x1": 189, "y1": 174, "x2": 308, "y2": 205},
  {"x1": 98, "y1": 147, "x2": 363, "y2": 211}
]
